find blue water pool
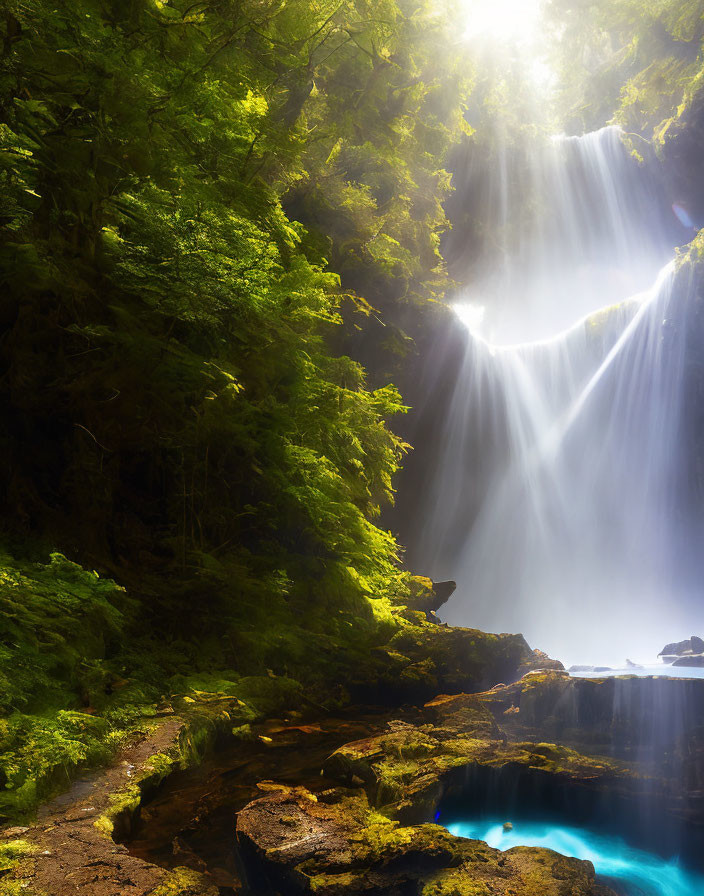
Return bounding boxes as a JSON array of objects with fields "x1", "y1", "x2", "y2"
[{"x1": 445, "y1": 818, "x2": 704, "y2": 896}]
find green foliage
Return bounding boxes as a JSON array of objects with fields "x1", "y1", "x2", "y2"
[
  {"x1": 0, "y1": 838, "x2": 36, "y2": 895},
  {"x1": 0, "y1": 553, "x2": 125, "y2": 714},
  {"x1": 0, "y1": 0, "x2": 446, "y2": 617},
  {"x1": 0, "y1": 0, "x2": 474, "y2": 823},
  {"x1": 546, "y1": 0, "x2": 704, "y2": 136},
  {"x1": 0, "y1": 540, "x2": 413, "y2": 822},
  {"x1": 281, "y1": 0, "x2": 471, "y2": 354},
  {"x1": 0, "y1": 551, "x2": 128, "y2": 819},
  {"x1": 0, "y1": 710, "x2": 117, "y2": 819}
]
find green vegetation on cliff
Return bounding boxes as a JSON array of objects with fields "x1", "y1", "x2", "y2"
[
  {"x1": 0, "y1": 0, "x2": 480, "y2": 821},
  {"x1": 547, "y1": 0, "x2": 704, "y2": 139}
]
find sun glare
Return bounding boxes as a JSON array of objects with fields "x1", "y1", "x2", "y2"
[
  {"x1": 461, "y1": 0, "x2": 543, "y2": 43},
  {"x1": 452, "y1": 301, "x2": 486, "y2": 332}
]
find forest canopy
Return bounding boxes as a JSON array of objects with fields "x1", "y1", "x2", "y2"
[{"x1": 0, "y1": 0, "x2": 473, "y2": 599}]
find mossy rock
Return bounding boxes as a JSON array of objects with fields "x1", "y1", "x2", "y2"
[
  {"x1": 236, "y1": 784, "x2": 616, "y2": 896},
  {"x1": 148, "y1": 866, "x2": 219, "y2": 896}
]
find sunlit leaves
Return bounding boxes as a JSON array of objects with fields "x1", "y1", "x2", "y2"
[
  {"x1": 546, "y1": 0, "x2": 704, "y2": 135},
  {"x1": 0, "y1": 0, "x2": 429, "y2": 612}
]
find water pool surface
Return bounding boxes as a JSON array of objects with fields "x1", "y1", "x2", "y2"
[
  {"x1": 570, "y1": 665, "x2": 704, "y2": 679},
  {"x1": 445, "y1": 818, "x2": 704, "y2": 896}
]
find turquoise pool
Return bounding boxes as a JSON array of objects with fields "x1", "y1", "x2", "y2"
[{"x1": 445, "y1": 818, "x2": 704, "y2": 896}]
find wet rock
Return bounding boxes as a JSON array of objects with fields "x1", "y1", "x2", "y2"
[
  {"x1": 233, "y1": 671, "x2": 704, "y2": 895},
  {"x1": 236, "y1": 784, "x2": 616, "y2": 896},
  {"x1": 518, "y1": 648, "x2": 565, "y2": 676},
  {"x1": 235, "y1": 673, "x2": 704, "y2": 896},
  {"x1": 323, "y1": 701, "x2": 632, "y2": 831},
  {"x1": 658, "y1": 635, "x2": 704, "y2": 657},
  {"x1": 673, "y1": 655, "x2": 704, "y2": 667}
]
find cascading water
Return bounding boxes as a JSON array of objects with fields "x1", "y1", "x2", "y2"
[{"x1": 415, "y1": 126, "x2": 699, "y2": 665}]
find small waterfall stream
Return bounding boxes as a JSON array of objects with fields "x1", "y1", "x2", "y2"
[{"x1": 418, "y1": 126, "x2": 699, "y2": 665}]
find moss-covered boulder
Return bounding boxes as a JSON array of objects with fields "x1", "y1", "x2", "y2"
[
  {"x1": 335, "y1": 613, "x2": 560, "y2": 705},
  {"x1": 324, "y1": 712, "x2": 633, "y2": 827},
  {"x1": 236, "y1": 784, "x2": 616, "y2": 896},
  {"x1": 359, "y1": 626, "x2": 537, "y2": 703},
  {"x1": 399, "y1": 577, "x2": 457, "y2": 619}
]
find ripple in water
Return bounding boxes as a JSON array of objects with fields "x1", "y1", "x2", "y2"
[{"x1": 445, "y1": 818, "x2": 704, "y2": 896}]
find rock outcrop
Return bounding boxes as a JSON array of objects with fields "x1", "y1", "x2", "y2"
[
  {"x1": 236, "y1": 670, "x2": 704, "y2": 895},
  {"x1": 673, "y1": 655, "x2": 704, "y2": 667},
  {"x1": 237, "y1": 783, "x2": 614, "y2": 895},
  {"x1": 235, "y1": 669, "x2": 704, "y2": 894},
  {"x1": 403, "y1": 577, "x2": 457, "y2": 619},
  {"x1": 518, "y1": 648, "x2": 565, "y2": 676},
  {"x1": 352, "y1": 625, "x2": 543, "y2": 704},
  {"x1": 659, "y1": 635, "x2": 704, "y2": 659}
]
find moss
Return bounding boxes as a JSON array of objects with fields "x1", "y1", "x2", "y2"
[
  {"x1": 0, "y1": 839, "x2": 39, "y2": 896},
  {"x1": 421, "y1": 873, "x2": 493, "y2": 896},
  {"x1": 0, "y1": 839, "x2": 37, "y2": 872},
  {"x1": 308, "y1": 871, "x2": 365, "y2": 893},
  {"x1": 354, "y1": 819, "x2": 461, "y2": 863},
  {"x1": 354, "y1": 816, "x2": 413, "y2": 857},
  {"x1": 143, "y1": 751, "x2": 177, "y2": 781},
  {"x1": 93, "y1": 783, "x2": 141, "y2": 839},
  {"x1": 147, "y1": 866, "x2": 218, "y2": 896},
  {"x1": 231, "y1": 723, "x2": 254, "y2": 739},
  {"x1": 0, "y1": 882, "x2": 36, "y2": 896}
]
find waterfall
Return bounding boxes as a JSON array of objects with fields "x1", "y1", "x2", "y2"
[{"x1": 417, "y1": 126, "x2": 698, "y2": 665}]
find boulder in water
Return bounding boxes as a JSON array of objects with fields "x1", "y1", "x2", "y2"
[
  {"x1": 658, "y1": 635, "x2": 704, "y2": 657},
  {"x1": 672, "y1": 655, "x2": 704, "y2": 667},
  {"x1": 236, "y1": 781, "x2": 618, "y2": 896}
]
